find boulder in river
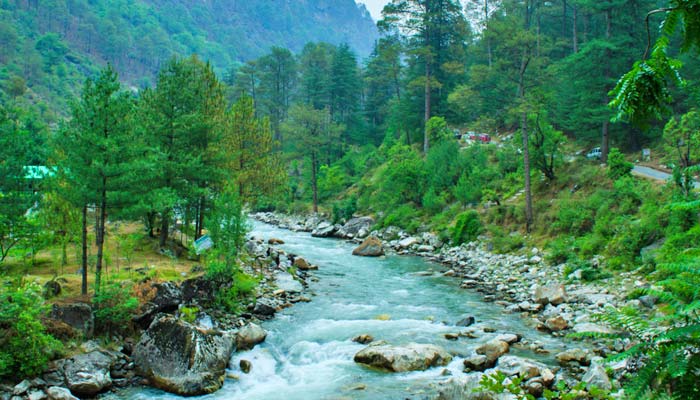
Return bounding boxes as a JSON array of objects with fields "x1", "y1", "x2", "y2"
[
  {"x1": 133, "y1": 314, "x2": 235, "y2": 396},
  {"x1": 352, "y1": 236, "x2": 384, "y2": 257},
  {"x1": 293, "y1": 256, "x2": 317, "y2": 271},
  {"x1": 311, "y1": 222, "x2": 336, "y2": 237},
  {"x1": 555, "y1": 348, "x2": 590, "y2": 366},
  {"x1": 354, "y1": 343, "x2": 452, "y2": 372},
  {"x1": 475, "y1": 339, "x2": 509, "y2": 363},
  {"x1": 62, "y1": 350, "x2": 116, "y2": 397},
  {"x1": 236, "y1": 323, "x2": 267, "y2": 350},
  {"x1": 337, "y1": 217, "x2": 374, "y2": 239},
  {"x1": 133, "y1": 281, "x2": 183, "y2": 328}
]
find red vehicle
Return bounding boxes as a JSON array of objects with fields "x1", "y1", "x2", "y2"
[{"x1": 478, "y1": 133, "x2": 491, "y2": 143}]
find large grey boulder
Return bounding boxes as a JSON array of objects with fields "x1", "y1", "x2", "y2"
[
  {"x1": 133, "y1": 314, "x2": 235, "y2": 396},
  {"x1": 311, "y1": 222, "x2": 336, "y2": 238},
  {"x1": 352, "y1": 236, "x2": 384, "y2": 257},
  {"x1": 47, "y1": 386, "x2": 79, "y2": 400},
  {"x1": 434, "y1": 373, "x2": 497, "y2": 400},
  {"x1": 533, "y1": 284, "x2": 567, "y2": 306},
  {"x1": 336, "y1": 217, "x2": 374, "y2": 239},
  {"x1": 49, "y1": 303, "x2": 94, "y2": 338},
  {"x1": 62, "y1": 351, "x2": 115, "y2": 397},
  {"x1": 133, "y1": 282, "x2": 183, "y2": 328},
  {"x1": 354, "y1": 343, "x2": 452, "y2": 372},
  {"x1": 475, "y1": 339, "x2": 510, "y2": 364},
  {"x1": 235, "y1": 323, "x2": 267, "y2": 350}
]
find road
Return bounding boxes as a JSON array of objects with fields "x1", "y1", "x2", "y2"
[{"x1": 632, "y1": 165, "x2": 699, "y2": 188}]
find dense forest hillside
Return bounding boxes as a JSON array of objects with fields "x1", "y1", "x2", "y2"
[{"x1": 0, "y1": 0, "x2": 377, "y2": 115}]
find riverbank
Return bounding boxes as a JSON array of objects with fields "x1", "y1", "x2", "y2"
[
  {"x1": 253, "y1": 211, "x2": 655, "y2": 397},
  {"x1": 0, "y1": 236, "x2": 317, "y2": 400}
]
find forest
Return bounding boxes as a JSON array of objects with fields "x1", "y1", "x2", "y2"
[{"x1": 1, "y1": 0, "x2": 700, "y2": 399}]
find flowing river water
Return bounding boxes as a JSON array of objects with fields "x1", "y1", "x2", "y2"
[{"x1": 122, "y1": 222, "x2": 577, "y2": 399}]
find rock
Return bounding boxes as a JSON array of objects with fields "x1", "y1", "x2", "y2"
[
  {"x1": 352, "y1": 236, "x2": 384, "y2": 257},
  {"x1": 639, "y1": 295, "x2": 658, "y2": 308},
  {"x1": 352, "y1": 334, "x2": 374, "y2": 344},
  {"x1": 417, "y1": 245, "x2": 435, "y2": 253},
  {"x1": 236, "y1": 323, "x2": 267, "y2": 350},
  {"x1": 533, "y1": 284, "x2": 567, "y2": 306},
  {"x1": 463, "y1": 354, "x2": 492, "y2": 371},
  {"x1": 582, "y1": 293, "x2": 616, "y2": 306},
  {"x1": 494, "y1": 334, "x2": 520, "y2": 344},
  {"x1": 475, "y1": 339, "x2": 509, "y2": 363},
  {"x1": 49, "y1": 303, "x2": 94, "y2": 338},
  {"x1": 63, "y1": 351, "x2": 115, "y2": 397},
  {"x1": 133, "y1": 314, "x2": 235, "y2": 396},
  {"x1": 353, "y1": 343, "x2": 452, "y2": 372},
  {"x1": 434, "y1": 373, "x2": 491, "y2": 400},
  {"x1": 13, "y1": 380, "x2": 31, "y2": 396},
  {"x1": 181, "y1": 276, "x2": 216, "y2": 303},
  {"x1": 495, "y1": 356, "x2": 548, "y2": 379},
  {"x1": 582, "y1": 363, "x2": 612, "y2": 391},
  {"x1": 545, "y1": 316, "x2": 568, "y2": 331},
  {"x1": 27, "y1": 390, "x2": 46, "y2": 400},
  {"x1": 252, "y1": 298, "x2": 277, "y2": 316},
  {"x1": 274, "y1": 271, "x2": 303, "y2": 293},
  {"x1": 456, "y1": 316, "x2": 476, "y2": 327},
  {"x1": 541, "y1": 368, "x2": 555, "y2": 386},
  {"x1": 239, "y1": 359, "x2": 252, "y2": 374},
  {"x1": 337, "y1": 217, "x2": 374, "y2": 239},
  {"x1": 46, "y1": 386, "x2": 79, "y2": 400},
  {"x1": 528, "y1": 256, "x2": 542, "y2": 264},
  {"x1": 268, "y1": 238, "x2": 285, "y2": 245},
  {"x1": 293, "y1": 257, "x2": 317, "y2": 271},
  {"x1": 311, "y1": 222, "x2": 336, "y2": 237},
  {"x1": 555, "y1": 349, "x2": 590, "y2": 366},
  {"x1": 43, "y1": 280, "x2": 61, "y2": 298},
  {"x1": 398, "y1": 237, "x2": 419, "y2": 249},
  {"x1": 572, "y1": 322, "x2": 613, "y2": 335},
  {"x1": 133, "y1": 282, "x2": 183, "y2": 328},
  {"x1": 525, "y1": 379, "x2": 544, "y2": 397},
  {"x1": 444, "y1": 333, "x2": 460, "y2": 341}
]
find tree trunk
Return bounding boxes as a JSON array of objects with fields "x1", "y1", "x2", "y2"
[
  {"x1": 572, "y1": 5, "x2": 578, "y2": 53},
  {"x1": 601, "y1": 8, "x2": 612, "y2": 163},
  {"x1": 311, "y1": 151, "x2": 318, "y2": 213},
  {"x1": 485, "y1": 0, "x2": 492, "y2": 68},
  {"x1": 424, "y1": 59, "x2": 431, "y2": 154},
  {"x1": 81, "y1": 204, "x2": 88, "y2": 296},
  {"x1": 519, "y1": 53, "x2": 533, "y2": 233},
  {"x1": 196, "y1": 196, "x2": 205, "y2": 239},
  {"x1": 95, "y1": 184, "x2": 107, "y2": 292},
  {"x1": 159, "y1": 211, "x2": 169, "y2": 248}
]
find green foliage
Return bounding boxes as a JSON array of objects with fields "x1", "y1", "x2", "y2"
[
  {"x1": 606, "y1": 148, "x2": 633, "y2": 180},
  {"x1": 332, "y1": 196, "x2": 357, "y2": 224},
  {"x1": 478, "y1": 370, "x2": 612, "y2": 400},
  {"x1": 425, "y1": 116, "x2": 451, "y2": 145},
  {"x1": 488, "y1": 225, "x2": 525, "y2": 254},
  {"x1": 381, "y1": 204, "x2": 421, "y2": 233},
  {"x1": 179, "y1": 306, "x2": 199, "y2": 324},
  {"x1": 452, "y1": 210, "x2": 482, "y2": 245},
  {"x1": 0, "y1": 283, "x2": 62, "y2": 379},
  {"x1": 205, "y1": 185, "x2": 249, "y2": 274},
  {"x1": 93, "y1": 281, "x2": 138, "y2": 335},
  {"x1": 214, "y1": 271, "x2": 259, "y2": 313},
  {"x1": 563, "y1": 259, "x2": 612, "y2": 282}
]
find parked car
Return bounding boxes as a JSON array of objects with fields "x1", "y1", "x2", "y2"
[
  {"x1": 478, "y1": 133, "x2": 491, "y2": 143},
  {"x1": 586, "y1": 147, "x2": 602, "y2": 159}
]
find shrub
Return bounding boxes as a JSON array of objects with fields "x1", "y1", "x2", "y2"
[
  {"x1": 452, "y1": 210, "x2": 482, "y2": 245},
  {"x1": 179, "y1": 306, "x2": 199, "y2": 324},
  {"x1": 422, "y1": 188, "x2": 447, "y2": 214},
  {"x1": 332, "y1": 196, "x2": 357, "y2": 223},
  {"x1": 607, "y1": 147, "x2": 633, "y2": 180},
  {"x1": 93, "y1": 281, "x2": 138, "y2": 335},
  {"x1": 381, "y1": 204, "x2": 420, "y2": 232},
  {"x1": 0, "y1": 283, "x2": 62, "y2": 379},
  {"x1": 488, "y1": 225, "x2": 525, "y2": 254},
  {"x1": 215, "y1": 271, "x2": 259, "y2": 313},
  {"x1": 546, "y1": 237, "x2": 575, "y2": 265}
]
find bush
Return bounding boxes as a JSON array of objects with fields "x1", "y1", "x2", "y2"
[
  {"x1": 332, "y1": 196, "x2": 357, "y2": 223},
  {"x1": 0, "y1": 283, "x2": 62, "y2": 379},
  {"x1": 488, "y1": 225, "x2": 525, "y2": 254},
  {"x1": 607, "y1": 147, "x2": 633, "y2": 180},
  {"x1": 215, "y1": 271, "x2": 259, "y2": 313},
  {"x1": 452, "y1": 210, "x2": 482, "y2": 245},
  {"x1": 422, "y1": 188, "x2": 447, "y2": 214},
  {"x1": 381, "y1": 204, "x2": 421, "y2": 232},
  {"x1": 93, "y1": 281, "x2": 138, "y2": 335}
]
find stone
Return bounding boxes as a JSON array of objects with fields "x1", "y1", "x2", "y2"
[
  {"x1": 337, "y1": 217, "x2": 374, "y2": 239},
  {"x1": 528, "y1": 256, "x2": 542, "y2": 264},
  {"x1": 43, "y1": 280, "x2": 61, "y2": 298},
  {"x1": 572, "y1": 322, "x2": 613, "y2": 335},
  {"x1": 252, "y1": 298, "x2": 277, "y2": 316},
  {"x1": 353, "y1": 343, "x2": 452, "y2": 372},
  {"x1": 236, "y1": 323, "x2": 267, "y2": 350},
  {"x1": 494, "y1": 333, "x2": 520, "y2": 344},
  {"x1": 444, "y1": 333, "x2": 459, "y2": 341},
  {"x1": 352, "y1": 334, "x2": 374, "y2": 344},
  {"x1": 268, "y1": 238, "x2": 284, "y2": 245},
  {"x1": 434, "y1": 373, "x2": 490, "y2": 400},
  {"x1": 46, "y1": 386, "x2": 79, "y2": 400},
  {"x1": 239, "y1": 359, "x2": 252, "y2": 374},
  {"x1": 533, "y1": 284, "x2": 567, "y2": 306},
  {"x1": 398, "y1": 237, "x2": 419, "y2": 249},
  {"x1": 13, "y1": 380, "x2": 31, "y2": 396},
  {"x1": 133, "y1": 314, "x2": 235, "y2": 396},
  {"x1": 181, "y1": 276, "x2": 216, "y2": 303},
  {"x1": 293, "y1": 257, "x2": 317, "y2": 271},
  {"x1": 311, "y1": 222, "x2": 336, "y2": 238},
  {"x1": 525, "y1": 379, "x2": 544, "y2": 397},
  {"x1": 456, "y1": 316, "x2": 475, "y2": 327},
  {"x1": 63, "y1": 351, "x2": 115, "y2": 397},
  {"x1": 27, "y1": 390, "x2": 46, "y2": 400},
  {"x1": 463, "y1": 354, "x2": 492, "y2": 371},
  {"x1": 582, "y1": 363, "x2": 612, "y2": 391},
  {"x1": 545, "y1": 316, "x2": 568, "y2": 331},
  {"x1": 475, "y1": 339, "x2": 509, "y2": 363},
  {"x1": 540, "y1": 368, "x2": 555, "y2": 386},
  {"x1": 496, "y1": 356, "x2": 548, "y2": 379},
  {"x1": 352, "y1": 236, "x2": 384, "y2": 257},
  {"x1": 49, "y1": 303, "x2": 94, "y2": 338},
  {"x1": 639, "y1": 295, "x2": 658, "y2": 308},
  {"x1": 417, "y1": 245, "x2": 435, "y2": 253},
  {"x1": 555, "y1": 349, "x2": 590, "y2": 366},
  {"x1": 133, "y1": 282, "x2": 183, "y2": 328}
]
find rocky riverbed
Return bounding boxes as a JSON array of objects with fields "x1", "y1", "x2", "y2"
[
  {"x1": 1, "y1": 238, "x2": 316, "y2": 400},
  {"x1": 252, "y1": 211, "x2": 657, "y2": 398}
]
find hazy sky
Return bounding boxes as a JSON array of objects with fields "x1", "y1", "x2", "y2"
[{"x1": 359, "y1": 0, "x2": 390, "y2": 21}]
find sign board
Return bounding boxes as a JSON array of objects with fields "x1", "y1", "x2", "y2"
[
  {"x1": 642, "y1": 148, "x2": 651, "y2": 161},
  {"x1": 194, "y1": 234, "x2": 213, "y2": 255}
]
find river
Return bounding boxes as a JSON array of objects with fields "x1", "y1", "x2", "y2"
[{"x1": 120, "y1": 222, "x2": 576, "y2": 399}]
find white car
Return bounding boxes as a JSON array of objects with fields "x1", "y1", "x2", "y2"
[{"x1": 586, "y1": 147, "x2": 602, "y2": 159}]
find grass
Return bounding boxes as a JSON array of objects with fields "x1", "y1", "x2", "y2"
[{"x1": 0, "y1": 221, "x2": 200, "y2": 300}]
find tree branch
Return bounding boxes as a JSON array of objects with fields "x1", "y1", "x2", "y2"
[{"x1": 643, "y1": 7, "x2": 677, "y2": 60}]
